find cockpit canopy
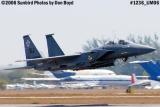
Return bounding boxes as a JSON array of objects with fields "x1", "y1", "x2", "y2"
[
  {"x1": 107, "y1": 40, "x2": 129, "y2": 45},
  {"x1": 107, "y1": 41, "x2": 115, "y2": 45},
  {"x1": 118, "y1": 40, "x2": 129, "y2": 45}
]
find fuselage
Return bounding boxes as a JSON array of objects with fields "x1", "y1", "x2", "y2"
[
  {"x1": 22, "y1": 36, "x2": 155, "y2": 72},
  {"x1": 35, "y1": 40, "x2": 155, "y2": 71}
]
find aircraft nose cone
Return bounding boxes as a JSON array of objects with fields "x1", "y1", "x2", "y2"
[
  {"x1": 141, "y1": 46, "x2": 156, "y2": 53},
  {"x1": 146, "y1": 46, "x2": 155, "y2": 52}
]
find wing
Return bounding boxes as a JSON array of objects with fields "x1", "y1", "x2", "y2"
[
  {"x1": 21, "y1": 78, "x2": 60, "y2": 81},
  {"x1": 17, "y1": 54, "x2": 81, "y2": 65},
  {"x1": 129, "y1": 80, "x2": 151, "y2": 87},
  {"x1": 1, "y1": 64, "x2": 34, "y2": 71},
  {"x1": 3, "y1": 66, "x2": 33, "y2": 70},
  {"x1": 88, "y1": 49, "x2": 114, "y2": 61}
]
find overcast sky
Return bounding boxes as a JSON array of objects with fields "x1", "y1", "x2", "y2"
[{"x1": 0, "y1": 0, "x2": 160, "y2": 65}]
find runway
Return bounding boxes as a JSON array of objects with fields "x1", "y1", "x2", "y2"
[
  {"x1": 0, "y1": 95, "x2": 160, "y2": 104},
  {"x1": 1, "y1": 95, "x2": 160, "y2": 99},
  {"x1": 0, "y1": 89, "x2": 160, "y2": 104},
  {"x1": 0, "y1": 104, "x2": 160, "y2": 107}
]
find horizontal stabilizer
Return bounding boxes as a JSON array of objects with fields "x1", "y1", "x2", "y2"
[
  {"x1": 129, "y1": 60, "x2": 150, "y2": 64},
  {"x1": 3, "y1": 66, "x2": 33, "y2": 71}
]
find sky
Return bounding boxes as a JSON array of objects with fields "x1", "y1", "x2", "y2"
[{"x1": 0, "y1": 0, "x2": 160, "y2": 65}]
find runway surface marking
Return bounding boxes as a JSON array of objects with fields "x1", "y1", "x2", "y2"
[{"x1": 0, "y1": 96, "x2": 160, "y2": 99}]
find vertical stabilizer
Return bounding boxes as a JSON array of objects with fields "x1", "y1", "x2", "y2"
[
  {"x1": 130, "y1": 60, "x2": 160, "y2": 81},
  {"x1": 139, "y1": 61, "x2": 160, "y2": 80},
  {"x1": 46, "y1": 34, "x2": 75, "y2": 78},
  {"x1": 23, "y1": 35, "x2": 42, "y2": 66},
  {"x1": 46, "y1": 34, "x2": 64, "y2": 57}
]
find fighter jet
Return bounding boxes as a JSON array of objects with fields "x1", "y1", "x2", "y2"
[{"x1": 17, "y1": 34, "x2": 155, "y2": 71}]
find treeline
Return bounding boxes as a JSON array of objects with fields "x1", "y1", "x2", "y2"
[
  {"x1": 0, "y1": 70, "x2": 42, "y2": 84},
  {"x1": 83, "y1": 34, "x2": 160, "y2": 75}
]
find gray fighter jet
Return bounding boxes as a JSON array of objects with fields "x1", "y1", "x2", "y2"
[{"x1": 18, "y1": 34, "x2": 155, "y2": 71}]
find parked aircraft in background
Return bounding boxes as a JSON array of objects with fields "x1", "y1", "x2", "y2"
[
  {"x1": 6, "y1": 82, "x2": 56, "y2": 90},
  {"x1": 22, "y1": 69, "x2": 132, "y2": 88},
  {"x1": 130, "y1": 60, "x2": 160, "y2": 89},
  {"x1": 129, "y1": 73, "x2": 151, "y2": 88},
  {"x1": 6, "y1": 83, "x2": 35, "y2": 90},
  {"x1": 9, "y1": 34, "x2": 155, "y2": 72}
]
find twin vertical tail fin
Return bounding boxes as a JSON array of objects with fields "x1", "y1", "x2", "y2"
[
  {"x1": 45, "y1": 34, "x2": 73, "y2": 78},
  {"x1": 23, "y1": 35, "x2": 42, "y2": 66},
  {"x1": 139, "y1": 61, "x2": 160, "y2": 81},
  {"x1": 23, "y1": 34, "x2": 75, "y2": 78},
  {"x1": 46, "y1": 34, "x2": 64, "y2": 57}
]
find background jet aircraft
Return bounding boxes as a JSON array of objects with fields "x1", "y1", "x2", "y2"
[
  {"x1": 129, "y1": 60, "x2": 160, "y2": 89},
  {"x1": 130, "y1": 60, "x2": 160, "y2": 81},
  {"x1": 22, "y1": 69, "x2": 132, "y2": 87},
  {"x1": 17, "y1": 34, "x2": 155, "y2": 71}
]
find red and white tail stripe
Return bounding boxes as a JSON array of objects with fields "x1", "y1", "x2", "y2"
[{"x1": 131, "y1": 73, "x2": 137, "y2": 84}]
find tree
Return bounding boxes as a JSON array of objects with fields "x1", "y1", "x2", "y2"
[{"x1": 0, "y1": 80, "x2": 7, "y2": 90}]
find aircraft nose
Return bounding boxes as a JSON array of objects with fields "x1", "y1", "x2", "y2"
[
  {"x1": 147, "y1": 47, "x2": 156, "y2": 52},
  {"x1": 140, "y1": 45, "x2": 156, "y2": 54}
]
